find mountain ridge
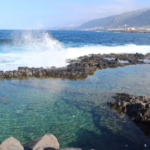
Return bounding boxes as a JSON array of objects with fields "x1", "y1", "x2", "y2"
[{"x1": 77, "y1": 8, "x2": 150, "y2": 29}]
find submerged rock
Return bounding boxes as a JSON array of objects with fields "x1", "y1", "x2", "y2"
[
  {"x1": 107, "y1": 93, "x2": 150, "y2": 122},
  {"x1": 108, "y1": 93, "x2": 150, "y2": 135},
  {"x1": 0, "y1": 96, "x2": 11, "y2": 105}
]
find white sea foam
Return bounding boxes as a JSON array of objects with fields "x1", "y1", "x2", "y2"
[{"x1": 0, "y1": 31, "x2": 150, "y2": 71}]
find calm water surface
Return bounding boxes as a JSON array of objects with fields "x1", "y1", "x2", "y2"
[{"x1": 0, "y1": 64, "x2": 150, "y2": 150}]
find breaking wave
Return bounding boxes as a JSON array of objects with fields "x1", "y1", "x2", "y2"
[{"x1": 0, "y1": 31, "x2": 150, "y2": 71}]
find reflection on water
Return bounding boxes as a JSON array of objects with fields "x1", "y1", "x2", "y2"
[
  {"x1": 119, "y1": 60, "x2": 129, "y2": 64},
  {"x1": 139, "y1": 59, "x2": 150, "y2": 64},
  {"x1": 0, "y1": 64, "x2": 150, "y2": 150}
]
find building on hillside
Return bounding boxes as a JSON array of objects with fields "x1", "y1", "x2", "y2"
[{"x1": 127, "y1": 27, "x2": 137, "y2": 31}]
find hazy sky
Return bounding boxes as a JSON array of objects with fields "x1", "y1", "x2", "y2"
[{"x1": 0, "y1": 0, "x2": 150, "y2": 29}]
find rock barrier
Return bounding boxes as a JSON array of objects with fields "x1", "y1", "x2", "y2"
[{"x1": 0, "y1": 53, "x2": 149, "y2": 79}]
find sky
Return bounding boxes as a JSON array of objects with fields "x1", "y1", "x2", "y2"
[{"x1": 0, "y1": 0, "x2": 150, "y2": 29}]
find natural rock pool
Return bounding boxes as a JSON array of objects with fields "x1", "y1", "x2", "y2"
[{"x1": 0, "y1": 64, "x2": 150, "y2": 150}]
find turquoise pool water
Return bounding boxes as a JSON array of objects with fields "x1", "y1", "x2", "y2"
[{"x1": 0, "y1": 64, "x2": 150, "y2": 150}]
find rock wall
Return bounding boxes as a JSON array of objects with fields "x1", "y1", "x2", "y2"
[{"x1": 0, "y1": 53, "x2": 149, "y2": 80}]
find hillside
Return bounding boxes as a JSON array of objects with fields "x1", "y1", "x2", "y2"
[{"x1": 77, "y1": 9, "x2": 150, "y2": 29}]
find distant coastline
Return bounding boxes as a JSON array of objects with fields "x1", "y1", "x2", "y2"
[
  {"x1": 106, "y1": 29, "x2": 150, "y2": 33},
  {"x1": 80, "y1": 28, "x2": 150, "y2": 33}
]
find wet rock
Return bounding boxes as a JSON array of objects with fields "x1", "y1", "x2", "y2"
[
  {"x1": 145, "y1": 52, "x2": 150, "y2": 58},
  {"x1": 46, "y1": 68, "x2": 56, "y2": 77},
  {"x1": 108, "y1": 93, "x2": 150, "y2": 122},
  {"x1": 146, "y1": 103, "x2": 150, "y2": 108},
  {"x1": 122, "y1": 101, "x2": 127, "y2": 107},
  {"x1": 18, "y1": 67, "x2": 26, "y2": 76},
  {"x1": 143, "y1": 108, "x2": 150, "y2": 118},
  {"x1": 13, "y1": 70, "x2": 19, "y2": 77},
  {"x1": 129, "y1": 111, "x2": 142, "y2": 121},
  {"x1": 135, "y1": 53, "x2": 145, "y2": 59},
  {"x1": 108, "y1": 93, "x2": 150, "y2": 135},
  {"x1": 18, "y1": 67, "x2": 26, "y2": 72},
  {"x1": 115, "y1": 57, "x2": 119, "y2": 64},
  {"x1": 0, "y1": 71, "x2": 4, "y2": 78},
  {"x1": 0, "y1": 137, "x2": 24, "y2": 150},
  {"x1": 34, "y1": 68, "x2": 45, "y2": 77},
  {"x1": 122, "y1": 107, "x2": 127, "y2": 113},
  {"x1": 127, "y1": 103, "x2": 143, "y2": 114},
  {"x1": 25, "y1": 68, "x2": 33, "y2": 77},
  {"x1": 4, "y1": 71, "x2": 13, "y2": 78},
  {"x1": 24, "y1": 134, "x2": 59, "y2": 150},
  {"x1": 1, "y1": 52, "x2": 150, "y2": 79}
]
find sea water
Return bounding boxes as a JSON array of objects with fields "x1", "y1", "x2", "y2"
[
  {"x1": 0, "y1": 30, "x2": 150, "y2": 150},
  {"x1": 1, "y1": 30, "x2": 150, "y2": 71}
]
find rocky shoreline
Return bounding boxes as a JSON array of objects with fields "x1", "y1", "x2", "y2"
[
  {"x1": 0, "y1": 52, "x2": 150, "y2": 79},
  {"x1": 0, "y1": 134, "x2": 88, "y2": 150},
  {"x1": 108, "y1": 93, "x2": 150, "y2": 135}
]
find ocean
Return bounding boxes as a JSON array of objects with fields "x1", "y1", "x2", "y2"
[
  {"x1": 0, "y1": 30, "x2": 150, "y2": 150},
  {"x1": 1, "y1": 30, "x2": 150, "y2": 71}
]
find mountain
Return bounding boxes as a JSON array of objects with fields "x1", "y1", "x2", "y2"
[{"x1": 77, "y1": 9, "x2": 150, "y2": 30}]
